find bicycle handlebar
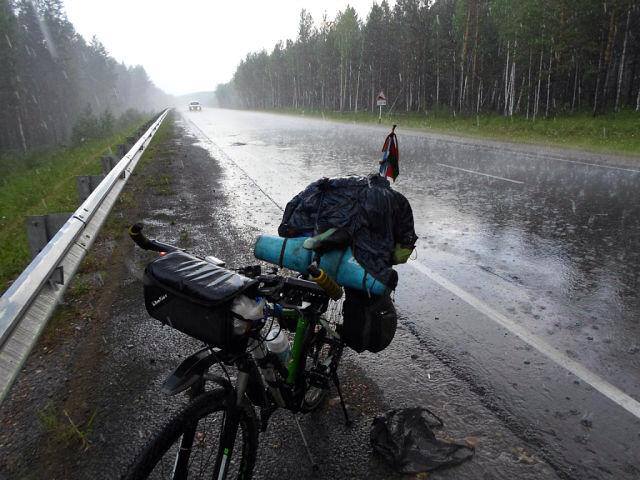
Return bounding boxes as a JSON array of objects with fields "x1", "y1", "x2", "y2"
[
  {"x1": 128, "y1": 223, "x2": 181, "y2": 253},
  {"x1": 129, "y1": 223, "x2": 328, "y2": 302}
]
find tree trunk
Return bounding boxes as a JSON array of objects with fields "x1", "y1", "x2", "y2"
[
  {"x1": 450, "y1": 50, "x2": 456, "y2": 109},
  {"x1": 516, "y1": 73, "x2": 524, "y2": 113},
  {"x1": 435, "y1": 15, "x2": 440, "y2": 109},
  {"x1": 593, "y1": 49, "x2": 603, "y2": 115},
  {"x1": 545, "y1": 45, "x2": 553, "y2": 118},
  {"x1": 509, "y1": 61, "x2": 516, "y2": 116},
  {"x1": 594, "y1": 5, "x2": 618, "y2": 115},
  {"x1": 348, "y1": 61, "x2": 353, "y2": 111},
  {"x1": 459, "y1": 4, "x2": 471, "y2": 112},
  {"x1": 504, "y1": 41, "x2": 510, "y2": 115},
  {"x1": 615, "y1": 5, "x2": 631, "y2": 111},
  {"x1": 534, "y1": 48, "x2": 543, "y2": 120},
  {"x1": 526, "y1": 50, "x2": 532, "y2": 119},
  {"x1": 626, "y1": 51, "x2": 638, "y2": 105},
  {"x1": 436, "y1": 64, "x2": 440, "y2": 107},
  {"x1": 355, "y1": 64, "x2": 361, "y2": 112},
  {"x1": 471, "y1": 0, "x2": 479, "y2": 105},
  {"x1": 571, "y1": 56, "x2": 578, "y2": 112}
]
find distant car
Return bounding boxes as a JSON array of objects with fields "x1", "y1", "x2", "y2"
[{"x1": 188, "y1": 101, "x2": 202, "y2": 111}]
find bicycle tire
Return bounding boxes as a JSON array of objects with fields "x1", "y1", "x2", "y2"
[
  {"x1": 123, "y1": 389, "x2": 258, "y2": 480},
  {"x1": 300, "y1": 337, "x2": 339, "y2": 412}
]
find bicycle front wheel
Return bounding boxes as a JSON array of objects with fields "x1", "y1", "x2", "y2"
[
  {"x1": 123, "y1": 389, "x2": 258, "y2": 480},
  {"x1": 301, "y1": 298, "x2": 344, "y2": 413}
]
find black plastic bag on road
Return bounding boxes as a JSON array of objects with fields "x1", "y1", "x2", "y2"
[{"x1": 370, "y1": 408, "x2": 475, "y2": 474}]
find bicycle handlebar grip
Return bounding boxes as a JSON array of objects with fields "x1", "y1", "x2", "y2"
[
  {"x1": 129, "y1": 222, "x2": 181, "y2": 253},
  {"x1": 129, "y1": 223, "x2": 153, "y2": 250}
]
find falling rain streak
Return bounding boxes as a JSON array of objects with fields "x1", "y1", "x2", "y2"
[{"x1": 0, "y1": 0, "x2": 167, "y2": 154}]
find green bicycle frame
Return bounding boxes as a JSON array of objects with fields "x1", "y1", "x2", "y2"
[{"x1": 286, "y1": 313, "x2": 309, "y2": 384}]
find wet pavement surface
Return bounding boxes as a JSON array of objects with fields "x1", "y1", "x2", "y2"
[
  {"x1": 185, "y1": 108, "x2": 640, "y2": 479},
  {"x1": 0, "y1": 110, "x2": 638, "y2": 479}
]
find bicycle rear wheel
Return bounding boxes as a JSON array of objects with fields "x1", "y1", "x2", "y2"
[{"x1": 123, "y1": 389, "x2": 258, "y2": 480}]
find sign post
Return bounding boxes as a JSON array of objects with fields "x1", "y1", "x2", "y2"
[{"x1": 376, "y1": 91, "x2": 387, "y2": 123}]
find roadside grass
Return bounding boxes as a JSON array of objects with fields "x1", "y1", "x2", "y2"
[
  {"x1": 0, "y1": 114, "x2": 177, "y2": 470},
  {"x1": 38, "y1": 402, "x2": 97, "y2": 451},
  {"x1": 144, "y1": 173, "x2": 174, "y2": 196},
  {"x1": 0, "y1": 123, "x2": 148, "y2": 292},
  {"x1": 273, "y1": 107, "x2": 640, "y2": 157}
]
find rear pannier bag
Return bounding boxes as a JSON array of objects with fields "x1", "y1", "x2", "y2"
[
  {"x1": 341, "y1": 288, "x2": 397, "y2": 353},
  {"x1": 143, "y1": 251, "x2": 256, "y2": 349}
]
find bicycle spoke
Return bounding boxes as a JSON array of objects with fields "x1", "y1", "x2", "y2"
[
  {"x1": 141, "y1": 407, "x2": 247, "y2": 480},
  {"x1": 196, "y1": 415, "x2": 216, "y2": 478}
]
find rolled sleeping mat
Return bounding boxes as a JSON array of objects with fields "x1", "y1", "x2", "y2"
[{"x1": 254, "y1": 234, "x2": 389, "y2": 296}]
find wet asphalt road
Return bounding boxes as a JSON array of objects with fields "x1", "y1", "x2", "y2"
[
  {"x1": 184, "y1": 108, "x2": 640, "y2": 479},
  {"x1": 2, "y1": 116, "x2": 558, "y2": 480}
]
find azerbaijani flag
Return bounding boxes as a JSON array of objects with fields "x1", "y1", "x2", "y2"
[{"x1": 379, "y1": 125, "x2": 399, "y2": 182}]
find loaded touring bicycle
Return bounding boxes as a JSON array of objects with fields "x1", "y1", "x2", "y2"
[
  {"x1": 124, "y1": 174, "x2": 415, "y2": 480},
  {"x1": 123, "y1": 223, "x2": 393, "y2": 479}
]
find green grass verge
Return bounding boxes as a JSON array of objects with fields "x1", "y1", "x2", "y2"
[
  {"x1": 0, "y1": 123, "x2": 149, "y2": 292},
  {"x1": 272, "y1": 108, "x2": 640, "y2": 157}
]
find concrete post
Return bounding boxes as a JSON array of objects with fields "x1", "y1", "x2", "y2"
[
  {"x1": 25, "y1": 213, "x2": 73, "y2": 259},
  {"x1": 76, "y1": 175, "x2": 105, "y2": 202},
  {"x1": 117, "y1": 144, "x2": 127, "y2": 158},
  {"x1": 100, "y1": 155, "x2": 117, "y2": 175}
]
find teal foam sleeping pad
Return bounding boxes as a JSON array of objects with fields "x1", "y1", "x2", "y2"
[{"x1": 253, "y1": 234, "x2": 388, "y2": 296}]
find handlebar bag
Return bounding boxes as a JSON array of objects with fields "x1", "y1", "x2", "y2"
[{"x1": 143, "y1": 251, "x2": 257, "y2": 349}]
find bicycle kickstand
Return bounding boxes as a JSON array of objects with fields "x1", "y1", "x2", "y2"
[
  {"x1": 294, "y1": 415, "x2": 319, "y2": 472},
  {"x1": 332, "y1": 372, "x2": 353, "y2": 427}
]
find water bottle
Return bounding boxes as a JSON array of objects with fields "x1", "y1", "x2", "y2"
[
  {"x1": 231, "y1": 295, "x2": 264, "y2": 335},
  {"x1": 253, "y1": 235, "x2": 388, "y2": 295},
  {"x1": 265, "y1": 325, "x2": 291, "y2": 367}
]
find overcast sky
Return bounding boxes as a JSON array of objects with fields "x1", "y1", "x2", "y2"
[{"x1": 64, "y1": 1, "x2": 384, "y2": 96}]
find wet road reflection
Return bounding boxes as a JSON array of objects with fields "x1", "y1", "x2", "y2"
[{"x1": 189, "y1": 108, "x2": 640, "y2": 396}]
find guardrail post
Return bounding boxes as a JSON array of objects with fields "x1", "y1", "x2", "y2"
[
  {"x1": 77, "y1": 175, "x2": 105, "y2": 202},
  {"x1": 100, "y1": 155, "x2": 117, "y2": 174},
  {"x1": 25, "y1": 213, "x2": 73, "y2": 259}
]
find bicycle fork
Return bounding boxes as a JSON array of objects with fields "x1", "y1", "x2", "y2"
[{"x1": 212, "y1": 371, "x2": 250, "y2": 480}]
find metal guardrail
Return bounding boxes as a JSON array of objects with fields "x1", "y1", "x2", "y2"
[{"x1": 0, "y1": 108, "x2": 171, "y2": 403}]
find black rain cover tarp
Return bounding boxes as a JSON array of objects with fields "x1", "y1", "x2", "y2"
[
  {"x1": 370, "y1": 408, "x2": 475, "y2": 473},
  {"x1": 278, "y1": 175, "x2": 417, "y2": 289}
]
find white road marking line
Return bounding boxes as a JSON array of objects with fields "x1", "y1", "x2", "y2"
[
  {"x1": 398, "y1": 128, "x2": 640, "y2": 174},
  {"x1": 535, "y1": 157, "x2": 640, "y2": 173},
  {"x1": 500, "y1": 150, "x2": 640, "y2": 173},
  {"x1": 437, "y1": 163, "x2": 525, "y2": 184},
  {"x1": 409, "y1": 260, "x2": 640, "y2": 419}
]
